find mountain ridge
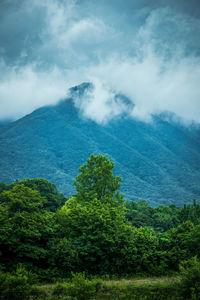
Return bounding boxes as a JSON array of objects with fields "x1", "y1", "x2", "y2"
[{"x1": 0, "y1": 83, "x2": 200, "y2": 206}]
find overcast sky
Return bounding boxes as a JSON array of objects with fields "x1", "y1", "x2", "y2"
[{"x1": 0, "y1": 0, "x2": 200, "y2": 123}]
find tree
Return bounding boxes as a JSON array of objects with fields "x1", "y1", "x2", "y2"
[
  {"x1": 179, "y1": 256, "x2": 200, "y2": 298},
  {"x1": 74, "y1": 154, "x2": 123, "y2": 205},
  {"x1": 125, "y1": 200, "x2": 154, "y2": 228},
  {"x1": 54, "y1": 155, "x2": 136, "y2": 275},
  {"x1": 0, "y1": 265, "x2": 37, "y2": 300},
  {"x1": 180, "y1": 200, "x2": 200, "y2": 225},
  {"x1": 0, "y1": 184, "x2": 54, "y2": 271},
  {"x1": 14, "y1": 179, "x2": 67, "y2": 211},
  {"x1": 57, "y1": 196, "x2": 135, "y2": 275},
  {"x1": 166, "y1": 221, "x2": 200, "y2": 271},
  {"x1": 0, "y1": 183, "x2": 9, "y2": 195},
  {"x1": 152, "y1": 205, "x2": 180, "y2": 232}
]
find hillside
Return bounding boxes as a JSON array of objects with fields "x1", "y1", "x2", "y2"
[{"x1": 0, "y1": 83, "x2": 200, "y2": 206}]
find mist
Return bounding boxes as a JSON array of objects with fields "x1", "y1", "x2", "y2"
[{"x1": 0, "y1": 0, "x2": 200, "y2": 123}]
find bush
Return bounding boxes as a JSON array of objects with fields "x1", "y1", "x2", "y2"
[
  {"x1": 179, "y1": 256, "x2": 200, "y2": 298},
  {"x1": 52, "y1": 282, "x2": 68, "y2": 296},
  {"x1": 36, "y1": 267, "x2": 61, "y2": 282},
  {"x1": 67, "y1": 272, "x2": 102, "y2": 300},
  {"x1": 0, "y1": 265, "x2": 37, "y2": 300}
]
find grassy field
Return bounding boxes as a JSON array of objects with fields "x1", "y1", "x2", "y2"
[
  {"x1": 103, "y1": 276, "x2": 180, "y2": 286},
  {"x1": 34, "y1": 276, "x2": 184, "y2": 300}
]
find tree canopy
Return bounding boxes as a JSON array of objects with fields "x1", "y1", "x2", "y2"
[
  {"x1": 74, "y1": 154, "x2": 123, "y2": 206},
  {"x1": 0, "y1": 154, "x2": 200, "y2": 283}
]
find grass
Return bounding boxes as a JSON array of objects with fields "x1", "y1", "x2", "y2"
[
  {"x1": 34, "y1": 276, "x2": 182, "y2": 300},
  {"x1": 97, "y1": 276, "x2": 182, "y2": 300},
  {"x1": 103, "y1": 276, "x2": 180, "y2": 286}
]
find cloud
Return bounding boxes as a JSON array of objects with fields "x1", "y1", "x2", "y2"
[
  {"x1": 0, "y1": 60, "x2": 67, "y2": 120},
  {"x1": 71, "y1": 79, "x2": 132, "y2": 124},
  {"x1": 85, "y1": 50, "x2": 200, "y2": 123},
  {"x1": 0, "y1": 0, "x2": 112, "y2": 120},
  {"x1": 0, "y1": 0, "x2": 200, "y2": 124},
  {"x1": 80, "y1": 8, "x2": 200, "y2": 123}
]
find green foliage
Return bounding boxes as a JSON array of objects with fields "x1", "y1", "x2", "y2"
[
  {"x1": 179, "y1": 256, "x2": 200, "y2": 298},
  {"x1": 0, "y1": 154, "x2": 200, "y2": 283},
  {"x1": 126, "y1": 200, "x2": 154, "y2": 228},
  {"x1": 67, "y1": 272, "x2": 102, "y2": 300},
  {"x1": 0, "y1": 182, "x2": 9, "y2": 195},
  {"x1": 0, "y1": 184, "x2": 55, "y2": 271},
  {"x1": 0, "y1": 183, "x2": 47, "y2": 210},
  {"x1": 151, "y1": 205, "x2": 180, "y2": 232},
  {"x1": 0, "y1": 265, "x2": 37, "y2": 300},
  {"x1": 126, "y1": 200, "x2": 181, "y2": 231},
  {"x1": 180, "y1": 200, "x2": 200, "y2": 225},
  {"x1": 0, "y1": 178, "x2": 67, "y2": 211},
  {"x1": 34, "y1": 276, "x2": 185, "y2": 300},
  {"x1": 74, "y1": 154, "x2": 123, "y2": 205},
  {"x1": 167, "y1": 221, "x2": 200, "y2": 270},
  {"x1": 18, "y1": 178, "x2": 67, "y2": 211},
  {"x1": 58, "y1": 196, "x2": 135, "y2": 274},
  {"x1": 52, "y1": 282, "x2": 68, "y2": 296},
  {"x1": 47, "y1": 237, "x2": 78, "y2": 277},
  {"x1": 132, "y1": 227, "x2": 159, "y2": 274},
  {"x1": 52, "y1": 154, "x2": 136, "y2": 275},
  {"x1": 98, "y1": 282, "x2": 180, "y2": 300},
  {"x1": 51, "y1": 273, "x2": 102, "y2": 300},
  {"x1": 126, "y1": 199, "x2": 200, "y2": 232}
]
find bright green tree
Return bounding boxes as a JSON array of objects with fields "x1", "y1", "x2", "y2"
[
  {"x1": 15, "y1": 178, "x2": 67, "y2": 211},
  {"x1": 0, "y1": 184, "x2": 54, "y2": 271},
  {"x1": 166, "y1": 221, "x2": 200, "y2": 270},
  {"x1": 55, "y1": 154, "x2": 136, "y2": 275},
  {"x1": 57, "y1": 196, "x2": 136, "y2": 274},
  {"x1": 74, "y1": 154, "x2": 123, "y2": 205}
]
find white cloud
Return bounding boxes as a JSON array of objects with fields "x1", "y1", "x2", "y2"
[
  {"x1": 83, "y1": 47, "x2": 200, "y2": 123},
  {"x1": 0, "y1": 2, "x2": 200, "y2": 124},
  {"x1": 38, "y1": 0, "x2": 112, "y2": 61},
  {"x1": 0, "y1": 0, "x2": 112, "y2": 120},
  {"x1": 78, "y1": 8, "x2": 200, "y2": 124},
  {"x1": 0, "y1": 61, "x2": 67, "y2": 120},
  {"x1": 72, "y1": 78, "x2": 130, "y2": 124}
]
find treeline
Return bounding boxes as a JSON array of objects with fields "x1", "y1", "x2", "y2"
[
  {"x1": 0, "y1": 154, "x2": 200, "y2": 284},
  {"x1": 126, "y1": 199, "x2": 200, "y2": 231}
]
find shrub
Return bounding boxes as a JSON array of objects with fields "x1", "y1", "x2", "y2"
[
  {"x1": 52, "y1": 282, "x2": 68, "y2": 296},
  {"x1": 179, "y1": 256, "x2": 200, "y2": 298},
  {"x1": 67, "y1": 272, "x2": 102, "y2": 300},
  {"x1": 0, "y1": 265, "x2": 37, "y2": 300}
]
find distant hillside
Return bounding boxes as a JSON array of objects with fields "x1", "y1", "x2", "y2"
[
  {"x1": 0, "y1": 120, "x2": 11, "y2": 133},
  {"x1": 0, "y1": 83, "x2": 200, "y2": 206}
]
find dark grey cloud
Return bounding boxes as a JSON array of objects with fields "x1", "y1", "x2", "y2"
[{"x1": 0, "y1": 0, "x2": 200, "y2": 123}]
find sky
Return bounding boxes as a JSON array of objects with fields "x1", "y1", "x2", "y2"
[{"x1": 0, "y1": 0, "x2": 200, "y2": 123}]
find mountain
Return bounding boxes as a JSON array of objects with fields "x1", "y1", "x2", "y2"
[
  {"x1": 0, "y1": 120, "x2": 11, "y2": 133},
  {"x1": 0, "y1": 83, "x2": 200, "y2": 206}
]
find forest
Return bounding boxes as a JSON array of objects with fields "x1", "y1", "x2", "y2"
[{"x1": 0, "y1": 154, "x2": 200, "y2": 299}]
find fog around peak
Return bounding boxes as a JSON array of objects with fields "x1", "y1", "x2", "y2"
[{"x1": 0, "y1": 0, "x2": 200, "y2": 124}]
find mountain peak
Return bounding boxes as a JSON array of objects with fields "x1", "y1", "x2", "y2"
[
  {"x1": 68, "y1": 82, "x2": 94, "y2": 99},
  {"x1": 0, "y1": 82, "x2": 200, "y2": 206}
]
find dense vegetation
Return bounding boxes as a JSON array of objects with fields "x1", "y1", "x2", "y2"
[{"x1": 0, "y1": 154, "x2": 200, "y2": 299}]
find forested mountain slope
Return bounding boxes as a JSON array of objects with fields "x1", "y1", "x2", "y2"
[{"x1": 0, "y1": 83, "x2": 200, "y2": 206}]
